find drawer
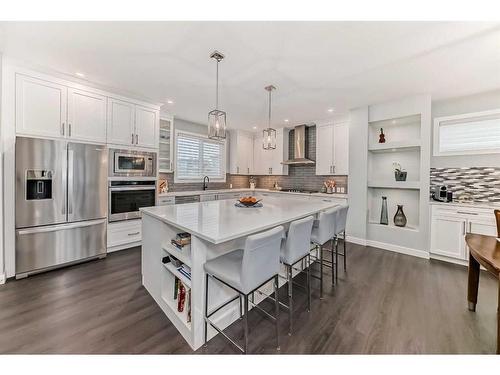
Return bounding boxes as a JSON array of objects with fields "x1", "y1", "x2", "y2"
[
  {"x1": 218, "y1": 192, "x2": 241, "y2": 200},
  {"x1": 107, "y1": 219, "x2": 142, "y2": 247},
  {"x1": 432, "y1": 205, "x2": 496, "y2": 223},
  {"x1": 158, "y1": 196, "x2": 175, "y2": 206}
]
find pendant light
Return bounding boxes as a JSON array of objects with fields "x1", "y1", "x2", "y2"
[
  {"x1": 262, "y1": 85, "x2": 277, "y2": 150},
  {"x1": 208, "y1": 50, "x2": 227, "y2": 140}
]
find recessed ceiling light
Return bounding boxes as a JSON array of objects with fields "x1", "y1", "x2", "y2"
[
  {"x1": 75, "y1": 72, "x2": 85, "y2": 78},
  {"x1": 167, "y1": 99, "x2": 174, "y2": 104},
  {"x1": 392, "y1": 120, "x2": 396, "y2": 124},
  {"x1": 327, "y1": 108, "x2": 334, "y2": 113},
  {"x1": 284, "y1": 119, "x2": 289, "y2": 123},
  {"x1": 252, "y1": 126, "x2": 257, "y2": 130}
]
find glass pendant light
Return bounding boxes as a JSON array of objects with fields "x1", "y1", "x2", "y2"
[
  {"x1": 208, "y1": 51, "x2": 227, "y2": 140},
  {"x1": 262, "y1": 85, "x2": 277, "y2": 150}
]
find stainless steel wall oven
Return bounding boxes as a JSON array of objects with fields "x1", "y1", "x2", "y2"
[{"x1": 108, "y1": 180, "x2": 156, "y2": 222}]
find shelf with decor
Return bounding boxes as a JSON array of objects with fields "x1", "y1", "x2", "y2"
[
  {"x1": 367, "y1": 181, "x2": 420, "y2": 190},
  {"x1": 160, "y1": 264, "x2": 192, "y2": 330},
  {"x1": 368, "y1": 140, "x2": 421, "y2": 153},
  {"x1": 368, "y1": 221, "x2": 419, "y2": 232},
  {"x1": 159, "y1": 116, "x2": 174, "y2": 173}
]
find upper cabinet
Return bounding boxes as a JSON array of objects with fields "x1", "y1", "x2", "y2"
[
  {"x1": 14, "y1": 70, "x2": 160, "y2": 147},
  {"x1": 159, "y1": 116, "x2": 174, "y2": 173},
  {"x1": 107, "y1": 98, "x2": 135, "y2": 145},
  {"x1": 16, "y1": 74, "x2": 68, "y2": 139},
  {"x1": 315, "y1": 121, "x2": 349, "y2": 175},
  {"x1": 252, "y1": 128, "x2": 288, "y2": 175},
  {"x1": 229, "y1": 130, "x2": 254, "y2": 175},
  {"x1": 107, "y1": 99, "x2": 159, "y2": 149},
  {"x1": 67, "y1": 88, "x2": 106, "y2": 143}
]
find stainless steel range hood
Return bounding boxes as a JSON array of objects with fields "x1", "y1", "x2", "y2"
[{"x1": 281, "y1": 125, "x2": 315, "y2": 165}]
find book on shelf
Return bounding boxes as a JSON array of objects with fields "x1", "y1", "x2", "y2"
[
  {"x1": 178, "y1": 282, "x2": 186, "y2": 312},
  {"x1": 186, "y1": 289, "x2": 191, "y2": 323},
  {"x1": 173, "y1": 277, "x2": 179, "y2": 300},
  {"x1": 177, "y1": 264, "x2": 191, "y2": 280}
]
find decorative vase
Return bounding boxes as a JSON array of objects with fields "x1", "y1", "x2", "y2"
[
  {"x1": 394, "y1": 170, "x2": 407, "y2": 181},
  {"x1": 380, "y1": 196, "x2": 388, "y2": 225},
  {"x1": 379, "y1": 128, "x2": 386, "y2": 143},
  {"x1": 394, "y1": 205, "x2": 407, "y2": 227}
]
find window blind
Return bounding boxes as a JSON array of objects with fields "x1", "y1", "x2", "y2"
[
  {"x1": 437, "y1": 112, "x2": 500, "y2": 154},
  {"x1": 176, "y1": 132, "x2": 225, "y2": 181}
]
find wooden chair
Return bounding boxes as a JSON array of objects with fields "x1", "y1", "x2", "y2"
[{"x1": 495, "y1": 209, "x2": 500, "y2": 237}]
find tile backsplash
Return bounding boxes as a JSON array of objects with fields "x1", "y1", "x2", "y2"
[
  {"x1": 160, "y1": 125, "x2": 348, "y2": 193},
  {"x1": 430, "y1": 167, "x2": 500, "y2": 203}
]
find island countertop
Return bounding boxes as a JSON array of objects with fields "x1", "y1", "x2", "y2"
[{"x1": 140, "y1": 195, "x2": 340, "y2": 244}]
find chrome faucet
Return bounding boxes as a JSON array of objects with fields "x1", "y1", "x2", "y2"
[{"x1": 203, "y1": 176, "x2": 210, "y2": 191}]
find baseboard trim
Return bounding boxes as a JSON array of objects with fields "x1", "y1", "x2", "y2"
[
  {"x1": 0, "y1": 273, "x2": 6, "y2": 285},
  {"x1": 346, "y1": 235, "x2": 367, "y2": 246},
  {"x1": 365, "y1": 239, "x2": 430, "y2": 259},
  {"x1": 430, "y1": 253, "x2": 467, "y2": 267},
  {"x1": 107, "y1": 241, "x2": 141, "y2": 253}
]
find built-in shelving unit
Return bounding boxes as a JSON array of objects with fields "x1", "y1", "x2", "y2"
[
  {"x1": 159, "y1": 116, "x2": 174, "y2": 173},
  {"x1": 367, "y1": 112, "x2": 424, "y2": 234}
]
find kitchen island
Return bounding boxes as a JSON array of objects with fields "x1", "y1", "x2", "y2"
[{"x1": 140, "y1": 194, "x2": 340, "y2": 350}]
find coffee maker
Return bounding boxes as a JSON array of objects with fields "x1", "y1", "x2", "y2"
[{"x1": 432, "y1": 185, "x2": 452, "y2": 202}]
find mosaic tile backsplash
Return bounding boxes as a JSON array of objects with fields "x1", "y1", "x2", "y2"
[{"x1": 430, "y1": 167, "x2": 500, "y2": 203}]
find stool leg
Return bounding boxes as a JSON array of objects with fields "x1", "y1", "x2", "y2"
[
  {"x1": 331, "y1": 238, "x2": 335, "y2": 286},
  {"x1": 307, "y1": 254, "x2": 311, "y2": 312},
  {"x1": 204, "y1": 273, "x2": 209, "y2": 347},
  {"x1": 274, "y1": 275, "x2": 280, "y2": 351},
  {"x1": 243, "y1": 293, "x2": 249, "y2": 354},
  {"x1": 343, "y1": 231, "x2": 347, "y2": 271},
  {"x1": 287, "y1": 264, "x2": 293, "y2": 335},
  {"x1": 239, "y1": 295, "x2": 243, "y2": 320},
  {"x1": 319, "y1": 245, "x2": 324, "y2": 299},
  {"x1": 335, "y1": 238, "x2": 339, "y2": 283}
]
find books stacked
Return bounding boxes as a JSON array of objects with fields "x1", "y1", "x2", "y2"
[
  {"x1": 173, "y1": 277, "x2": 191, "y2": 323},
  {"x1": 177, "y1": 264, "x2": 191, "y2": 280},
  {"x1": 171, "y1": 232, "x2": 191, "y2": 250}
]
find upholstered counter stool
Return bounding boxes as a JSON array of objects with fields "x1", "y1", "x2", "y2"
[
  {"x1": 203, "y1": 226, "x2": 284, "y2": 354},
  {"x1": 278, "y1": 215, "x2": 314, "y2": 335},
  {"x1": 333, "y1": 205, "x2": 349, "y2": 281},
  {"x1": 310, "y1": 206, "x2": 341, "y2": 297}
]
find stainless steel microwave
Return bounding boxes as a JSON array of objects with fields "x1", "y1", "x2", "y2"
[{"x1": 109, "y1": 149, "x2": 157, "y2": 177}]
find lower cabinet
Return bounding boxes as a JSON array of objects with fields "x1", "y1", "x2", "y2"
[
  {"x1": 430, "y1": 205, "x2": 497, "y2": 262},
  {"x1": 107, "y1": 219, "x2": 142, "y2": 253}
]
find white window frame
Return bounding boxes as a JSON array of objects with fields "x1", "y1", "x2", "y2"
[
  {"x1": 433, "y1": 109, "x2": 500, "y2": 156},
  {"x1": 174, "y1": 129, "x2": 227, "y2": 183}
]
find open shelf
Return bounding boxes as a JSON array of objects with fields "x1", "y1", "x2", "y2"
[
  {"x1": 160, "y1": 267, "x2": 192, "y2": 330},
  {"x1": 368, "y1": 181, "x2": 420, "y2": 190},
  {"x1": 368, "y1": 221, "x2": 419, "y2": 233},
  {"x1": 163, "y1": 263, "x2": 192, "y2": 288},
  {"x1": 368, "y1": 140, "x2": 421, "y2": 153},
  {"x1": 162, "y1": 244, "x2": 192, "y2": 267}
]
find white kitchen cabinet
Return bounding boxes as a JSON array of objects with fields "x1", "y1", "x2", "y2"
[
  {"x1": 430, "y1": 214, "x2": 467, "y2": 260},
  {"x1": 135, "y1": 105, "x2": 158, "y2": 148},
  {"x1": 333, "y1": 121, "x2": 349, "y2": 175},
  {"x1": 107, "y1": 98, "x2": 135, "y2": 146},
  {"x1": 430, "y1": 204, "x2": 498, "y2": 262},
  {"x1": 315, "y1": 121, "x2": 349, "y2": 175},
  {"x1": 315, "y1": 124, "x2": 334, "y2": 175},
  {"x1": 67, "y1": 88, "x2": 106, "y2": 143},
  {"x1": 252, "y1": 128, "x2": 288, "y2": 175},
  {"x1": 159, "y1": 116, "x2": 174, "y2": 172},
  {"x1": 16, "y1": 74, "x2": 67, "y2": 138},
  {"x1": 107, "y1": 219, "x2": 142, "y2": 252},
  {"x1": 107, "y1": 98, "x2": 159, "y2": 149},
  {"x1": 229, "y1": 130, "x2": 254, "y2": 175}
]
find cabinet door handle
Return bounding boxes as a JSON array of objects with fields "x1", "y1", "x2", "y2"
[
  {"x1": 457, "y1": 211, "x2": 478, "y2": 215},
  {"x1": 237, "y1": 166, "x2": 239, "y2": 174},
  {"x1": 61, "y1": 123, "x2": 65, "y2": 136},
  {"x1": 468, "y1": 222, "x2": 472, "y2": 233},
  {"x1": 247, "y1": 167, "x2": 249, "y2": 174},
  {"x1": 68, "y1": 123, "x2": 72, "y2": 137},
  {"x1": 170, "y1": 161, "x2": 172, "y2": 170},
  {"x1": 131, "y1": 133, "x2": 134, "y2": 144},
  {"x1": 136, "y1": 134, "x2": 138, "y2": 144},
  {"x1": 128, "y1": 231, "x2": 140, "y2": 236},
  {"x1": 332, "y1": 165, "x2": 335, "y2": 174},
  {"x1": 462, "y1": 221, "x2": 466, "y2": 235}
]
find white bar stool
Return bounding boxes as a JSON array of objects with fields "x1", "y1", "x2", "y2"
[
  {"x1": 310, "y1": 206, "x2": 341, "y2": 297},
  {"x1": 279, "y1": 215, "x2": 314, "y2": 335},
  {"x1": 203, "y1": 226, "x2": 284, "y2": 354}
]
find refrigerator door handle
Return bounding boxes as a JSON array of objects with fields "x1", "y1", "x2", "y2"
[
  {"x1": 68, "y1": 148, "x2": 74, "y2": 215},
  {"x1": 61, "y1": 148, "x2": 67, "y2": 216},
  {"x1": 16, "y1": 218, "x2": 107, "y2": 235}
]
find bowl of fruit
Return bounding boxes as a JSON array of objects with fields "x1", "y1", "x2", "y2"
[{"x1": 237, "y1": 196, "x2": 262, "y2": 207}]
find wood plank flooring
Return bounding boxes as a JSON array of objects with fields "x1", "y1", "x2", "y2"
[{"x1": 0, "y1": 243, "x2": 497, "y2": 354}]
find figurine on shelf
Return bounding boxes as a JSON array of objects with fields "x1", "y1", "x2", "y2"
[
  {"x1": 392, "y1": 162, "x2": 407, "y2": 181},
  {"x1": 379, "y1": 128, "x2": 386, "y2": 143},
  {"x1": 394, "y1": 205, "x2": 407, "y2": 227}
]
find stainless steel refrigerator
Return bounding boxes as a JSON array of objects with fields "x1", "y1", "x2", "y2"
[{"x1": 15, "y1": 137, "x2": 108, "y2": 277}]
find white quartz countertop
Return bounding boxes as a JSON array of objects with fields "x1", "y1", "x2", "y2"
[
  {"x1": 429, "y1": 200, "x2": 500, "y2": 210},
  {"x1": 141, "y1": 195, "x2": 341, "y2": 244},
  {"x1": 159, "y1": 188, "x2": 348, "y2": 199}
]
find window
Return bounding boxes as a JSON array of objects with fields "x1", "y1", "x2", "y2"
[
  {"x1": 434, "y1": 109, "x2": 500, "y2": 156},
  {"x1": 175, "y1": 130, "x2": 226, "y2": 182}
]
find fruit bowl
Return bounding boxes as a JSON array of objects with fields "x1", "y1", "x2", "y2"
[{"x1": 238, "y1": 196, "x2": 261, "y2": 207}]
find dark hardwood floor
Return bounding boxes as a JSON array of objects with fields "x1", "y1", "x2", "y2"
[{"x1": 0, "y1": 243, "x2": 497, "y2": 354}]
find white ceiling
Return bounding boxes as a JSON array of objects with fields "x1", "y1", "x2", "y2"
[{"x1": 1, "y1": 21, "x2": 500, "y2": 130}]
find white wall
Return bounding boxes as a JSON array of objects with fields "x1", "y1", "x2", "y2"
[{"x1": 431, "y1": 89, "x2": 500, "y2": 168}]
